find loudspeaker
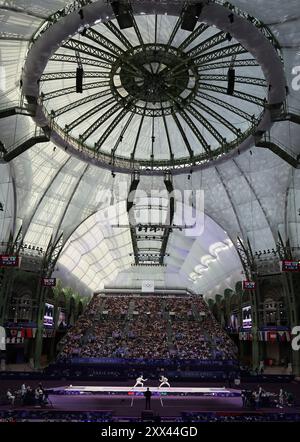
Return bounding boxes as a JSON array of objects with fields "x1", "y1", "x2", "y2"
[
  {"x1": 227, "y1": 68, "x2": 235, "y2": 95},
  {"x1": 76, "y1": 67, "x2": 83, "y2": 93},
  {"x1": 110, "y1": 1, "x2": 133, "y2": 29},
  {"x1": 181, "y1": 4, "x2": 203, "y2": 32}
]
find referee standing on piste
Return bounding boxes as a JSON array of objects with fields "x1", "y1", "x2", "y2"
[{"x1": 144, "y1": 387, "x2": 152, "y2": 410}]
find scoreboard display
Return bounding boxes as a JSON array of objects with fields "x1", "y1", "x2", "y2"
[
  {"x1": 42, "y1": 278, "x2": 56, "y2": 287},
  {"x1": 0, "y1": 255, "x2": 19, "y2": 268},
  {"x1": 281, "y1": 260, "x2": 300, "y2": 272},
  {"x1": 242, "y1": 305, "x2": 252, "y2": 328},
  {"x1": 243, "y1": 280, "x2": 256, "y2": 290}
]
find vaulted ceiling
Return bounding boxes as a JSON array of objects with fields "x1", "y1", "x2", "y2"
[{"x1": 0, "y1": 0, "x2": 300, "y2": 298}]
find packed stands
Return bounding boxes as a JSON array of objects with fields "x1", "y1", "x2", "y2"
[{"x1": 58, "y1": 295, "x2": 237, "y2": 362}]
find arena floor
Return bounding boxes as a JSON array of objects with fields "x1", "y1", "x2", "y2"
[{"x1": 1, "y1": 380, "x2": 299, "y2": 419}]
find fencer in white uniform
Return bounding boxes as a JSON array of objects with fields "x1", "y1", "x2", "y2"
[
  {"x1": 158, "y1": 375, "x2": 170, "y2": 388},
  {"x1": 133, "y1": 375, "x2": 148, "y2": 388}
]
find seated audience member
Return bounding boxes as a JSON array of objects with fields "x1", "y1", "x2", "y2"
[{"x1": 7, "y1": 389, "x2": 15, "y2": 406}]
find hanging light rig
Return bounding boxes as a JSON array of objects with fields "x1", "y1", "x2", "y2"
[
  {"x1": 227, "y1": 54, "x2": 236, "y2": 96},
  {"x1": 75, "y1": 49, "x2": 84, "y2": 93}
]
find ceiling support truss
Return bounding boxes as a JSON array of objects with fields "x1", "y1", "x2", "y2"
[
  {"x1": 193, "y1": 99, "x2": 241, "y2": 136},
  {"x1": 65, "y1": 96, "x2": 115, "y2": 133},
  {"x1": 62, "y1": 39, "x2": 117, "y2": 64},
  {"x1": 187, "y1": 31, "x2": 229, "y2": 58},
  {"x1": 200, "y1": 83, "x2": 265, "y2": 107},
  {"x1": 104, "y1": 20, "x2": 133, "y2": 50},
  {"x1": 41, "y1": 71, "x2": 110, "y2": 81},
  {"x1": 80, "y1": 98, "x2": 133, "y2": 143},
  {"x1": 41, "y1": 81, "x2": 110, "y2": 101},
  {"x1": 53, "y1": 89, "x2": 112, "y2": 117},
  {"x1": 196, "y1": 91, "x2": 254, "y2": 121},
  {"x1": 199, "y1": 74, "x2": 266, "y2": 87},
  {"x1": 197, "y1": 59, "x2": 259, "y2": 71},
  {"x1": 95, "y1": 105, "x2": 134, "y2": 150},
  {"x1": 49, "y1": 54, "x2": 112, "y2": 69}
]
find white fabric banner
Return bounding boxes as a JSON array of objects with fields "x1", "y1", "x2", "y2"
[{"x1": 142, "y1": 280, "x2": 154, "y2": 292}]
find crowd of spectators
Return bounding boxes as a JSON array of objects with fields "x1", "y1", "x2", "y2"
[
  {"x1": 58, "y1": 295, "x2": 238, "y2": 361},
  {"x1": 0, "y1": 410, "x2": 114, "y2": 422},
  {"x1": 180, "y1": 412, "x2": 300, "y2": 422},
  {"x1": 241, "y1": 386, "x2": 295, "y2": 409},
  {"x1": 1, "y1": 409, "x2": 299, "y2": 422},
  {"x1": 3, "y1": 383, "x2": 49, "y2": 407}
]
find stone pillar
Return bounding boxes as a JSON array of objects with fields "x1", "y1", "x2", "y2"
[
  {"x1": 251, "y1": 326, "x2": 260, "y2": 370},
  {"x1": 279, "y1": 273, "x2": 300, "y2": 376},
  {"x1": 251, "y1": 282, "x2": 260, "y2": 370},
  {"x1": 34, "y1": 286, "x2": 47, "y2": 370}
]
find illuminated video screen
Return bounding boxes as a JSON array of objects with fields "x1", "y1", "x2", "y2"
[{"x1": 242, "y1": 306, "x2": 252, "y2": 329}]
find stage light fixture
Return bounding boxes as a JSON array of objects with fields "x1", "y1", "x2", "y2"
[
  {"x1": 227, "y1": 67, "x2": 235, "y2": 95},
  {"x1": 181, "y1": 3, "x2": 204, "y2": 32},
  {"x1": 228, "y1": 13, "x2": 234, "y2": 23},
  {"x1": 76, "y1": 67, "x2": 84, "y2": 93},
  {"x1": 110, "y1": 1, "x2": 133, "y2": 29}
]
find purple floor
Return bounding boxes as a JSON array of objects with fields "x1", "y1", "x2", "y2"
[
  {"x1": 47, "y1": 394, "x2": 244, "y2": 417},
  {"x1": 1, "y1": 380, "x2": 300, "y2": 418}
]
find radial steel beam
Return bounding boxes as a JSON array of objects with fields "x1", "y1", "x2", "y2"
[
  {"x1": 65, "y1": 96, "x2": 115, "y2": 132},
  {"x1": 200, "y1": 83, "x2": 265, "y2": 106},
  {"x1": 171, "y1": 112, "x2": 194, "y2": 159},
  {"x1": 0, "y1": 5, "x2": 46, "y2": 19},
  {"x1": 131, "y1": 104, "x2": 147, "y2": 160},
  {"x1": 54, "y1": 89, "x2": 112, "y2": 117},
  {"x1": 53, "y1": 164, "x2": 90, "y2": 243},
  {"x1": 186, "y1": 104, "x2": 225, "y2": 145},
  {"x1": 166, "y1": 44, "x2": 247, "y2": 80},
  {"x1": 95, "y1": 105, "x2": 134, "y2": 150},
  {"x1": 104, "y1": 21, "x2": 133, "y2": 50},
  {"x1": 192, "y1": 100, "x2": 240, "y2": 136},
  {"x1": 154, "y1": 14, "x2": 158, "y2": 45},
  {"x1": 196, "y1": 91, "x2": 253, "y2": 121},
  {"x1": 49, "y1": 53, "x2": 112, "y2": 69},
  {"x1": 162, "y1": 112, "x2": 174, "y2": 160},
  {"x1": 194, "y1": 44, "x2": 248, "y2": 66},
  {"x1": 187, "y1": 31, "x2": 228, "y2": 58},
  {"x1": 199, "y1": 74, "x2": 266, "y2": 87},
  {"x1": 111, "y1": 112, "x2": 135, "y2": 155},
  {"x1": 197, "y1": 59, "x2": 258, "y2": 71},
  {"x1": 166, "y1": 14, "x2": 184, "y2": 48},
  {"x1": 80, "y1": 100, "x2": 129, "y2": 142},
  {"x1": 159, "y1": 173, "x2": 175, "y2": 265},
  {"x1": 0, "y1": 33, "x2": 30, "y2": 41},
  {"x1": 84, "y1": 27, "x2": 125, "y2": 56},
  {"x1": 168, "y1": 93, "x2": 220, "y2": 148},
  {"x1": 178, "y1": 107, "x2": 212, "y2": 152},
  {"x1": 178, "y1": 23, "x2": 210, "y2": 51},
  {"x1": 41, "y1": 71, "x2": 110, "y2": 81},
  {"x1": 214, "y1": 167, "x2": 246, "y2": 242},
  {"x1": 62, "y1": 39, "x2": 117, "y2": 63},
  {"x1": 129, "y1": 9, "x2": 144, "y2": 47},
  {"x1": 41, "y1": 81, "x2": 110, "y2": 101}
]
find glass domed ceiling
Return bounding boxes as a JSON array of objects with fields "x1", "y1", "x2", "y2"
[{"x1": 36, "y1": 7, "x2": 271, "y2": 171}]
